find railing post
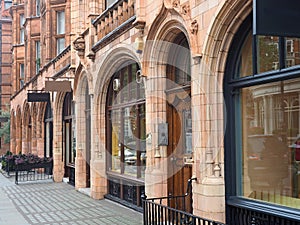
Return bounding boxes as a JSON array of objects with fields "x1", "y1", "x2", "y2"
[
  {"x1": 141, "y1": 193, "x2": 147, "y2": 225},
  {"x1": 15, "y1": 169, "x2": 18, "y2": 185}
]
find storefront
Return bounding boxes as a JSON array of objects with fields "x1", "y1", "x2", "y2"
[
  {"x1": 105, "y1": 62, "x2": 146, "y2": 210},
  {"x1": 224, "y1": 15, "x2": 300, "y2": 223}
]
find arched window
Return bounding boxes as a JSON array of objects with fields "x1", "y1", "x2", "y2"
[
  {"x1": 224, "y1": 14, "x2": 300, "y2": 220},
  {"x1": 44, "y1": 102, "x2": 53, "y2": 158},
  {"x1": 63, "y1": 92, "x2": 75, "y2": 185},
  {"x1": 106, "y1": 62, "x2": 146, "y2": 208}
]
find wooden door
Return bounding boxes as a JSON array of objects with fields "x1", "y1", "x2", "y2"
[{"x1": 167, "y1": 89, "x2": 193, "y2": 213}]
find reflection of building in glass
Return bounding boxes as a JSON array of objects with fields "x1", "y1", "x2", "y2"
[{"x1": 248, "y1": 80, "x2": 300, "y2": 141}]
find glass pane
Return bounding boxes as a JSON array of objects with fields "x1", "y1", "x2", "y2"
[
  {"x1": 235, "y1": 32, "x2": 253, "y2": 78},
  {"x1": 122, "y1": 69, "x2": 128, "y2": 103},
  {"x1": 285, "y1": 38, "x2": 300, "y2": 68},
  {"x1": 175, "y1": 45, "x2": 191, "y2": 85},
  {"x1": 57, "y1": 38, "x2": 65, "y2": 55},
  {"x1": 124, "y1": 107, "x2": 137, "y2": 176},
  {"x1": 240, "y1": 77, "x2": 300, "y2": 209},
  {"x1": 57, "y1": 11, "x2": 65, "y2": 34},
  {"x1": 139, "y1": 104, "x2": 146, "y2": 178},
  {"x1": 257, "y1": 36, "x2": 279, "y2": 73},
  {"x1": 184, "y1": 109, "x2": 192, "y2": 154},
  {"x1": 111, "y1": 109, "x2": 121, "y2": 172},
  {"x1": 46, "y1": 122, "x2": 50, "y2": 157}
]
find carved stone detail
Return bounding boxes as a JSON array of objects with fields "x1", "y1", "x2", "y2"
[
  {"x1": 181, "y1": 4, "x2": 190, "y2": 16},
  {"x1": 73, "y1": 35, "x2": 85, "y2": 58},
  {"x1": 172, "y1": 0, "x2": 180, "y2": 8},
  {"x1": 190, "y1": 20, "x2": 198, "y2": 35}
]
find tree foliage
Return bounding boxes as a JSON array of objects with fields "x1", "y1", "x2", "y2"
[{"x1": 0, "y1": 110, "x2": 10, "y2": 144}]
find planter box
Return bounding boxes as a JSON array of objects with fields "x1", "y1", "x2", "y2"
[{"x1": 15, "y1": 161, "x2": 53, "y2": 171}]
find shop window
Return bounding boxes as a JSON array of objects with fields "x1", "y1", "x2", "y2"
[
  {"x1": 56, "y1": 11, "x2": 65, "y2": 54},
  {"x1": 19, "y1": 14, "x2": 25, "y2": 44},
  {"x1": 225, "y1": 15, "x2": 300, "y2": 214},
  {"x1": 107, "y1": 62, "x2": 146, "y2": 179},
  {"x1": 106, "y1": 62, "x2": 145, "y2": 208}
]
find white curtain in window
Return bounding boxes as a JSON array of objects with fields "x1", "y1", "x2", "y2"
[{"x1": 57, "y1": 11, "x2": 65, "y2": 34}]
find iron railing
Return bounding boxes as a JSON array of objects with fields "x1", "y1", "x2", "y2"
[
  {"x1": 15, "y1": 162, "x2": 53, "y2": 185},
  {"x1": 142, "y1": 178, "x2": 226, "y2": 225}
]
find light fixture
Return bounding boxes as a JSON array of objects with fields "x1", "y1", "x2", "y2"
[{"x1": 136, "y1": 70, "x2": 146, "y2": 87}]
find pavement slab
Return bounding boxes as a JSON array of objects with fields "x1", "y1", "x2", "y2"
[{"x1": 0, "y1": 172, "x2": 143, "y2": 225}]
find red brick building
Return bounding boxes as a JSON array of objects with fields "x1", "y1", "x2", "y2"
[{"x1": 0, "y1": 0, "x2": 12, "y2": 154}]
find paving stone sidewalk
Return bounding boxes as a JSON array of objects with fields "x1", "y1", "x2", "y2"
[{"x1": 0, "y1": 172, "x2": 143, "y2": 225}]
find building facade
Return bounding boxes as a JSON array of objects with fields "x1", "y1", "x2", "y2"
[
  {"x1": 9, "y1": 0, "x2": 300, "y2": 223},
  {"x1": 0, "y1": 0, "x2": 12, "y2": 154}
]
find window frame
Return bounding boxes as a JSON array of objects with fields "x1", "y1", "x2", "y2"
[
  {"x1": 55, "y1": 10, "x2": 65, "y2": 55},
  {"x1": 19, "y1": 14, "x2": 25, "y2": 44},
  {"x1": 224, "y1": 14, "x2": 300, "y2": 221},
  {"x1": 106, "y1": 62, "x2": 146, "y2": 180},
  {"x1": 19, "y1": 63, "x2": 25, "y2": 89},
  {"x1": 35, "y1": 41, "x2": 41, "y2": 74}
]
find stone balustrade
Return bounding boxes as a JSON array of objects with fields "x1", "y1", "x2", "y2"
[{"x1": 92, "y1": 0, "x2": 135, "y2": 41}]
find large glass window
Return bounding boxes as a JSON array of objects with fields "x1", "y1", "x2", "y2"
[
  {"x1": 227, "y1": 17, "x2": 300, "y2": 212},
  {"x1": 239, "y1": 79, "x2": 300, "y2": 209},
  {"x1": 107, "y1": 62, "x2": 146, "y2": 179}
]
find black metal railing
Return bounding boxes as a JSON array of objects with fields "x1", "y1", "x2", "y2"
[
  {"x1": 227, "y1": 202, "x2": 300, "y2": 225},
  {"x1": 15, "y1": 162, "x2": 53, "y2": 185},
  {"x1": 142, "y1": 178, "x2": 226, "y2": 225}
]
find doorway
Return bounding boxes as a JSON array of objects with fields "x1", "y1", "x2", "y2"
[{"x1": 166, "y1": 32, "x2": 192, "y2": 213}]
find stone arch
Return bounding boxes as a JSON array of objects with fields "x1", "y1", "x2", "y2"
[
  {"x1": 36, "y1": 102, "x2": 48, "y2": 157},
  {"x1": 91, "y1": 46, "x2": 142, "y2": 198},
  {"x1": 186, "y1": 0, "x2": 252, "y2": 221},
  {"x1": 16, "y1": 106, "x2": 22, "y2": 154},
  {"x1": 75, "y1": 71, "x2": 91, "y2": 189},
  {"x1": 53, "y1": 91, "x2": 70, "y2": 182},
  {"x1": 31, "y1": 103, "x2": 38, "y2": 155},
  {"x1": 197, "y1": 0, "x2": 252, "y2": 174},
  {"x1": 143, "y1": 5, "x2": 192, "y2": 76},
  {"x1": 22, "y1": 102, "x2": 31, "y2": 154},
  {"x1": 94, "y1": 45, "x2": 141, "y2": 136}
]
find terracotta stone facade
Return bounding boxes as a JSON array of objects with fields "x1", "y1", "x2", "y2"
[
  {"x1": 0, "y1": 0, "x2": 12, "y2": 154},
  {"x1": 9, "y1": 0, "x2": 258, "y2": 222}
]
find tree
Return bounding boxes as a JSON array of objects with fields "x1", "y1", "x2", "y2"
[{"x1": 0, "y1": 109, "x2": 10, "y2": 144}]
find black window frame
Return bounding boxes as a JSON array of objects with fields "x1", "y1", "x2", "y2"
[{"x1": 224, "y1": 15, "x2": 300, "y2": 223}]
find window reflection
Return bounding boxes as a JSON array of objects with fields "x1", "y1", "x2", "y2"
[
  {"x1": 285, "y1": 38, "x2": 300, "y2": 68},
  {"x1": 236, "y1": 32, "x2": 253, "y2": 78},
  {"x1": 111, "y1": 109, "x2": 121, "y2": 172},
  {"x1": 241, "y1": 78, "x2": 300, "y2": 208},
  {"x1": 257, "y1": 36, "x2": 279, "y2": 73},
  {"x1": 108, "y1": 63, "x2": 146, "y2": 179}
]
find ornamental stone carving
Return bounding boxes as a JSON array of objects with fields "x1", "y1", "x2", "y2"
[
  {"x1": 190, "y1": 20, "x2": 198, "y2": 35},
  {"x1": 181, "y1": 3, "x2": 190, "y2": 16},
  {"x1": 73, "y1": 35, "x2": 85, "y2": 58},
  {"x1": 172, "y1": 0, "x2": 180, "y2": 8}
]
